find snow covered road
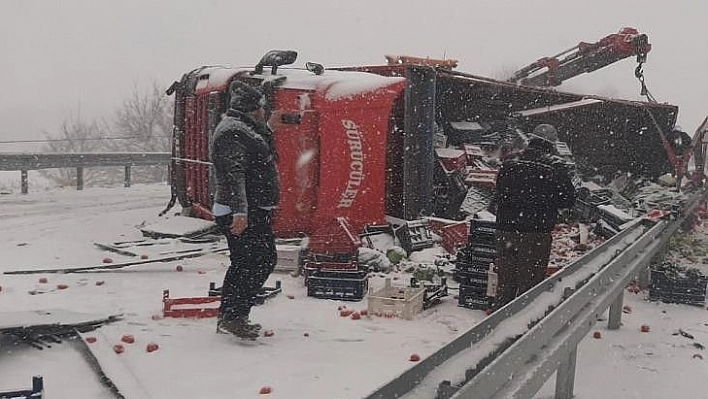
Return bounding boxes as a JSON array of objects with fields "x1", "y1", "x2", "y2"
[
  {"x1": 1, "y1": 183, "x2": 707, "y2": 398},
  {"x1": 0, "y1": 184, "x2": 482, "y2": 398}
]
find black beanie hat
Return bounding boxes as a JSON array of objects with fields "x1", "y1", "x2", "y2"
[{"x1": 228, "y1": 81, "x2": 264, "y2": 113}]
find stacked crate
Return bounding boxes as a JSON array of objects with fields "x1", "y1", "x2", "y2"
[
  {"x1": 456, "y1": 219, "x2": 497, "y2": 310},
  {"x1": 305, "y1": 217, "x2": 368, "y2": 301},
  {"x1": 649, "y1": 262, "x2": 708, "y2": 306}
]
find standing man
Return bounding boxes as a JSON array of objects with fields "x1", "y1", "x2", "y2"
[
  {"x1": 210, "y1": 80, "x2": 280, "y2": 339},
  {"x1": 493, "y1": 124, "x2": 576, "y2": 308}
]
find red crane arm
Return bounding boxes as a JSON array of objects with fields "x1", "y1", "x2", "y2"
[{"x1": 509, "y1": 27, "x2": 651, "y2": 87}]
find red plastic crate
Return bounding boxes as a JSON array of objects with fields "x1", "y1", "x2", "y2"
[
  {"x1": 435, "y1": 148, "x2": 467, "y2": 172},
  {"x1": 162, "y1": 289, "x2": 220, "y2": 318}
]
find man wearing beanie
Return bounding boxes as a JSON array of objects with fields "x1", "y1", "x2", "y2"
[
  {"x1": 492, "y1": 123, "x2": 576, "y2": 310},
  {"x1": 210, "y1": 80, "x2": 280, "y2": 339}
]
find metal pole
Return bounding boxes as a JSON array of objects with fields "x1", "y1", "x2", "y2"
[
  {"x1": 76, "y1": 166, "x2": 84, "y2": 190},
  {"x1": 554, "y1": 345, "x2": 577, "y2": 399},
  {"x1": 21, "y1": 170, "x2": 28, "y2": 194},
  {"x1": 124, "y1": 165, "x2": 132, "y2": 187},
  {"x1": 608, "y1": 291, "x2": 624, "y2": 330}
]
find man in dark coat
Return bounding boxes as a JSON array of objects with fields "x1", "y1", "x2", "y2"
[
  {"x1": 210, "y1": 80, "x2": 280, "y2": 339},
  {"x1": 493, "y1": 124, "x2": 576, "y2": 308}
]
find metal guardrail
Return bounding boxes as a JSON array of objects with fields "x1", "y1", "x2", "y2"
[
  {"x1": 366, "y1": 190, "x2": 707, "y2": 399},
  {"x1": 0, "y1": 152, "x2": 171, "y2": 193}
]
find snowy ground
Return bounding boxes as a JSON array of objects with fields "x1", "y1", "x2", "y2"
[{"x1": 1, "y1": 182, "x2": 707, "y2": 398}]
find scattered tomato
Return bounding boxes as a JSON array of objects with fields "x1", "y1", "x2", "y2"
[
  {"x1": 38, "y1": 277, "x2": 48, "y2": 284},
  {"x1": 121, "y1": 334, "x2": 135, "y2": 344},
  {"x1": 95, "y1": 280, "x2": 105, "y2": 286},
  {"x1": 146, "y1": 343, "x2": 159, "y2": 353},
  {"x1": 593, "y1": 331, "x2": 602, "y2": 339},
  {"x1": 113, "y1": 344, "x2": 125, "y2": 354},
  {"x1": 85, "y1": 336, "x2": 97, "y2": 344},
  {"x1": 56, "y1": 284, "x2": 69, "y2": 290},
  {"x1": 102, "y1": 257, "x2": 113, "y2": 264},
  {"x1": 263, "y1": 330, "x2": 275, "y2": 337},
  {"x1": 409, "y1": 354, "x2": 421, "y2": 362},
  {"x1": 622, "y1": 305, "x2": 632, "y2": 314},
  {"x1": 175, "y1": 265, "x2": 184, "y2": 272},
  {"x1": 640, "y1": 325, "x2": 650, "y2": 333},
  {"x1": 140, "y1": 254, "x2": 149, "y2": 260},
  {"x1": 359, "y1": 309, "x2": 368, "y2": 316},
  {"x1": 351, "y1": 312, "x2": 361, "y2": 320},
  {"x1": 259, "y1": 386, "x2": 272, "y2": 395},
  {"x1": 286, "y1": 295, "x2": 295, "y2": 299}
]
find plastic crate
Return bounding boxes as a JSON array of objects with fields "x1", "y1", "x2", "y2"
[
  {"x1": 454, "y1": 269, "x2": 489, "y2": 287},
  {"x1": 367, "y1": 278, "x2": 426, "y2": 320},
  {"x1": 468, "y1": 243, "x2": 497, "y2": 264},
  {"x1": 305, "y1": 252, "x2": 359, "y2": 271},
  {"x1": 0, "y1": 376, "x2": 43, "y2": 399},
  {"x1": 469, "y1": 219, "x2": 496, "y2": 246},
  {"x1": 307, "y1": 269, "x2": 369, "y2": 301},
  {"x1": 395, "y1": 219, "x2": 434, "y2": 255},
  {"x1": 649, "y1": 269, "x2": 707, "y2": 305},
  {"x1": 458, "y1": 285, "x2": 494, "y2": 310},
  {"x1": 162, "y1": 289, "x2": 220, "y2": 318},
  {"x1": 573, "y1": 191, "x2": 612, "y2": 223}
]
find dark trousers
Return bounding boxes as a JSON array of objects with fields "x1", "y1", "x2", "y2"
[
  {"x1": 216, "y1": 209, "x2": 277, "y2": 320},
  {"x1": 494, "y1": 230, "x2": 552, "y2": 308}
]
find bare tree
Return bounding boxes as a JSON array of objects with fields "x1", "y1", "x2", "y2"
[
  {"x1": 40, "y1": 82, "x2": 173, "y2": 187},
  {"x1": 40, "y1": 117, "x2": 115, "y2": 186},
  {"x1": 109, "y1": 82, "x2": 173, "y2": 183}
]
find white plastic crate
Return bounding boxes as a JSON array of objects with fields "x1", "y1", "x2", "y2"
[
  {"x1": 367, "y1": 278, "x2": 426, "y2": 320},
  {"x1": 276, "y1": 244, "x2": 301, "y2": 272}
]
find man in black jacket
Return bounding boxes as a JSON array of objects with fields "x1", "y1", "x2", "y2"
[
  {"x1": 210, "y1": 81, "x2": 280, "y2": 339},
  {"x1": 493, "y1": 124, "x2": 576, "y2": 308}
]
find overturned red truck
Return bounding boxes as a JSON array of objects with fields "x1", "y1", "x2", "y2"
[{"x1": 162, "y1": 49, "x2": 682, "y2": 239}]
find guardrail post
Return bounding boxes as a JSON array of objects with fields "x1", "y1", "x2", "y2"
[
  {"x1": 76, "y1": 166, "x2": 84, "y2": 190},
  {"x1": 124, "y1": 165, "x2": 132, "y2": 187},
  {"x1": 21, "y1": 170, "x2": 28, "y2": 194},
  {"x1": 32, "y1": 375, "x2": 44, "y2": 393},
  {"x1": 608, "y1": 290, "x2": 624, "y2": 330},
  {"x1": 554, "y1": 345, "x2": 577, "y2": 399}
]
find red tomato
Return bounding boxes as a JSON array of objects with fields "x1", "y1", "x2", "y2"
[{"x1": 121, "y1": 334, "x2": 135, "y2": 344}]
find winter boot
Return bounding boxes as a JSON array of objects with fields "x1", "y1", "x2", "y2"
[{"x1": 216, "y1": 317, "x2": 260, "y2": 340}]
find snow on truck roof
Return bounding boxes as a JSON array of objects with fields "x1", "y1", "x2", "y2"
[{"x1": 193, "y1": 65, "x2": 405, "y2": 100}]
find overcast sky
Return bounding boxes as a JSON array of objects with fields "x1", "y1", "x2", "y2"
[{"x1": 1, "y1": 0, "x2": 705, "y2": 150}]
